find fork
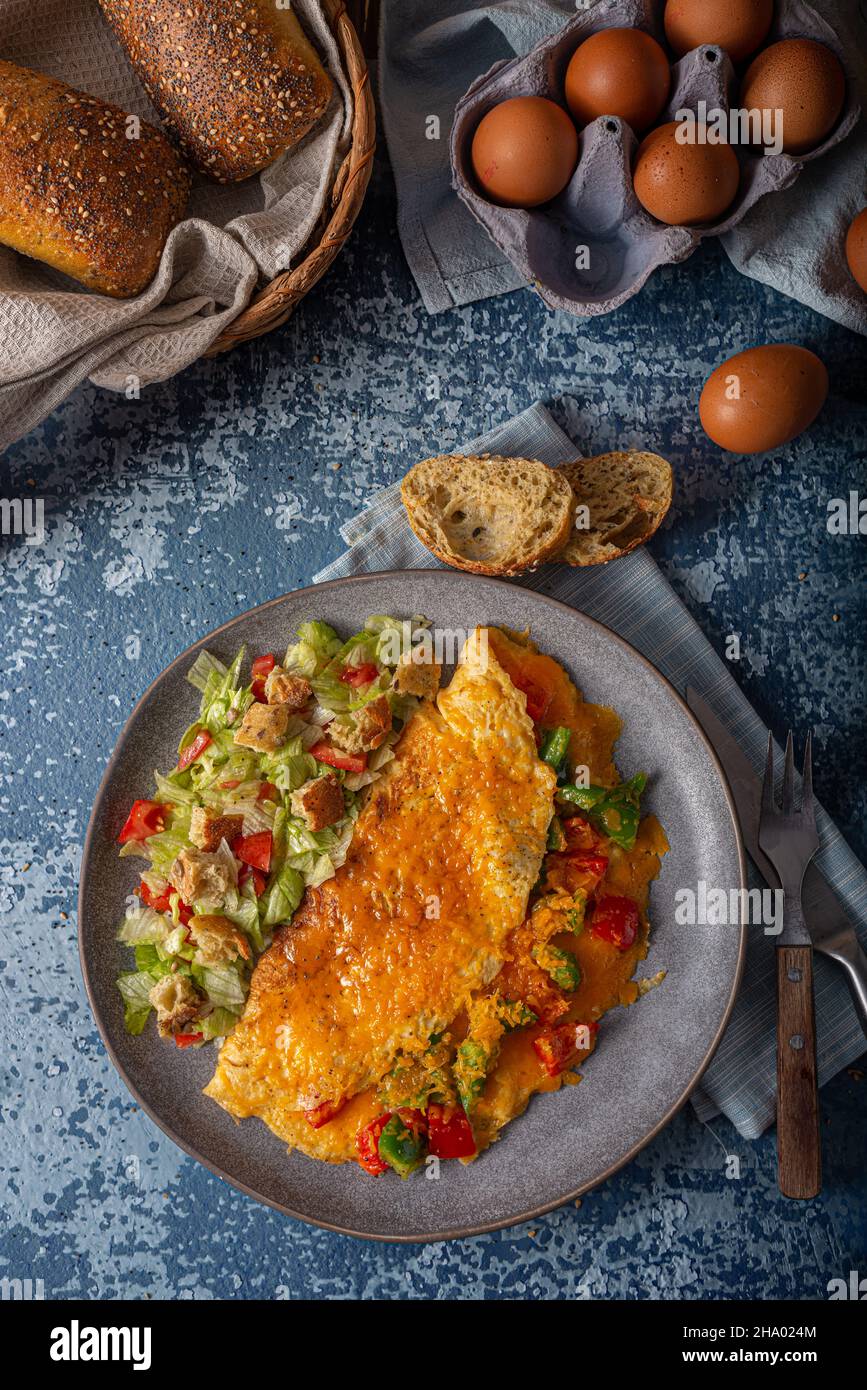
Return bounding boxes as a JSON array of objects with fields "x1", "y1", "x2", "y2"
[{"x1": 758, "y1": 732, "x2": 821, "y2": 1200}]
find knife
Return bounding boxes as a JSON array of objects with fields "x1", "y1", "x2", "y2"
[{"x1": 687, "y1": 686, "x2": 867, "y2": 1039}]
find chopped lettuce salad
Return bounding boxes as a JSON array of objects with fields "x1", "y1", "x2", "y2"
[{"x1": 116, "y1": 615, "x2": 430, "y2": 1046}]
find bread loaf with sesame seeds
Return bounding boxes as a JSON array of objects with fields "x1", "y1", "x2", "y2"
[
  {"x1": 97, "y1": 0, "x2": 334, "y2": 183},
  {"x1": 0, "y1": 61, "x2": 191, "y2": 298}
]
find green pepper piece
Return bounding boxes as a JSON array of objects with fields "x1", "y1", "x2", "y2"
[
  {"x1": 556, "y1": 772, "x2": 647, "y2": 851},
  {"x1": 497, "y1": 997, "x2": 538, "y2": 1031},
  {"x1": 539, "y1": 726, "x2": 571, "y2": 774},
  {"x1": 377, "y1": 1113, "x2": 427, "y2": 1179},
  {"x1": 532, "y1": 943, "x2": 582, "y2": 992},
  {"x1": 546, "y1": 816, "x2": 566, "y2": 852},
  {"x1": 566, "y1": 891, "x2": 588, "y2": 935},
  {"x1": 454, "y1": 1038, "x2": 489, "y2": 1114}
]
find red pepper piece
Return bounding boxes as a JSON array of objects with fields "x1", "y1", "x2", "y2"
[
  {"x1": 533, "y1": 1020, "x2": 599, "y2": 1077},
  {"x1": 561, "y1": 850, "x2": 609, "y2": 878},
  {"x1": 309, "y1": 740, "x2": 367, "y2": 774},
  {"x1": 530, "y1": 987, "x2": 571, "y2": 1025},
  {"x1": 233, "y1": 831, "x2": 273, "y2": 874},
  {"x1": 511, "y1": 671, "x2": 552, "y2": 724},
  {"x1": 304, "y1": 1096, "x2": 347, "y2": 1129},
  {"x1": 118, "y1": 800, "x2": 170, "y2": 845},
  {"x1": 339, "y1": 662, "x2": 379, "y2": 688},
  {"x1": 177, "y1": 728, "x2": 212, "y2": 772},
  {"x1": 560, "y1": 815, "x2": 602, "y2": 853},
  {"x1": 427, "y1": 1103, "x2": 476, "y2": 1159},
  {"x1": 589, "y1": 895, "x2": 640, "y2": 950},
  {"x1": 356, "y1": 1113, "x2": 392, "y2": 1174}
]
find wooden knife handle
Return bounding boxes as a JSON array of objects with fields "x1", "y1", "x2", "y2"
[{"x1": 776, "y1": 945, "x2": 821, "y2": 1199}]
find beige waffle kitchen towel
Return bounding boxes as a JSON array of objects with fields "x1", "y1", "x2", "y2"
[{"x1": 0, "y1": 0, "x2": 352, "y2": 450}]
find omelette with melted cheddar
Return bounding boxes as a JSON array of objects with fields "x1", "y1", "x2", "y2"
[{"x1": 205, "y1": 625, "x2": 668, "y2": 1176}]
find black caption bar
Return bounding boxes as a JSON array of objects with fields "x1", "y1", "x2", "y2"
[{"x1": 2, "y1": 1294, "x2": 862, "y2": 1374}]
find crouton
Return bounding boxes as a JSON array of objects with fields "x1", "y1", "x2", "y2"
[
  {"x1": 330, "y1": 695, "x2": 392, "y2": 754},
  {"x1": 290, "y1": 773, "x2": 345, "y2": 832},
  {"x1": 233, "y1": 701, "x2": 291, "y2": 752},
  {"x1": 169, "y1": 846, "x2": 237, "y2": 906},
  {"x1": 148, "y1": 974, "x2": 204, "y2": 1038},
  {"x1": 265, "y1": 667, "x2": 312, "y2": 710},
  {"x1": 188, "y1": 914, "x2": 251, "y2": 965},
  {"x1": 189, "y1": 805, "x2": 243, "y2": 853},
  {"x1": 392, "y1": 650, "x2": 442, "y2": 699}
]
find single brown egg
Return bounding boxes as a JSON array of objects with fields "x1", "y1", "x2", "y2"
[
  {"x1": 471, "y1": 96, "x2": 579, "y2": 208},
  {"x1": 565, "y1": 27, "x2": 671, "y2": 134},
  {"x1": 845, "y1": 208, "x2": 867, "y2": 294},
  {"x1": 664, "y1": 0, "x2": 773, "y2": 64},
  {"x1": 633, "y1": 121, "x2": 740, "y2": 225},
  {"x1": 699, "y1": 345, "x2": 828, "y2": 454},
  {"x1": 740, "y1": 39, "x2": 845, "y2": 155}
]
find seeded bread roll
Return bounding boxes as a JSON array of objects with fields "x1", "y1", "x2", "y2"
[
  {"x1": 0, "y1": 61, "x2": 190, "y2": 297},
  {"x1": 97, "y1": 0, "x2": 334, "y2": 182},
  {"x1": 401, "y1": 454, "x2": 576, "y2": 576}
]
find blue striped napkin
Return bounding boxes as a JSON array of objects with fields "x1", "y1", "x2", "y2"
[{"x1": 315, "y1": 401, "x2": 867, "y2": 1139}]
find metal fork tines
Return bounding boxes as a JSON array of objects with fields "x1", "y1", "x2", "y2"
[{"x1": 758, "y1": 732, "x2": 820, "y2": 947}]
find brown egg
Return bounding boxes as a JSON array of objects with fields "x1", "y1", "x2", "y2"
[
  {"x1": 699, "y1": 345, "x2": 828, "y2": 454},
  {"x1": 740, "y1": 39, "x2": 845, "y2": 155},
  {"x1": 845, "y1": 208, "x2": 867, "y2": 294},
  {"x1": 565, "y1": 27, "x2": 670, "y2": 134},
  {"x1": 664, "y1": 0, "x2": 773, "y2": 64},
  {"x1": 471, "y1": 96, "x2": 579, "y2": 208},
  {"x1": 633, "y1": 121, "x2": 740, "y2": 225}
]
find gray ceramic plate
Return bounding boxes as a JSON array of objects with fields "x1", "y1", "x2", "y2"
[{"x1": 79, "y1": 571, "x2": 746, "y2": 1241}]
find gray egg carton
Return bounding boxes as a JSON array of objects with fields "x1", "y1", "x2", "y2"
[{"x1": 450, "y1": 0, "x2": 861, "y2": 316}]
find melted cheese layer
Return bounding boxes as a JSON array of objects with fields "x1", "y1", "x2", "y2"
[{"x1": 204, "y1": 629, "x2": 555, "y2": 1143}]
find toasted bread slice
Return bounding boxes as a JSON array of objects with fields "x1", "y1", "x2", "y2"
[
  {"x1": 401, "y1": 454, "x2": 576, "y2": 576},
  {"x1": 556, "y1": 452, "x2": 673, "y2": 567}
]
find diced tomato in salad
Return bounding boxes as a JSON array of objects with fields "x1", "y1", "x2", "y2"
[
  {"x1": 304, "y1": 1096, "x2": 347, "y2": 1129},
  {"x1": 251, "y1": 653, "x2": 276, "y2": 702},
  {"x1": 533, "y1": 1020, "x2": 599, "y2": 1077},
  {"x1": 356, "y1": 1113, "x2": 392, "y2": 1174},
  {"x1": 174, "y1": 1032, "x2": 204, "y2": 1049},
  {"x1": 137, "y1": 881, "x2": 193, "y2": 925},
  {"x1": 427, "y1": 1103, "x2": 476, "y2": 1159},
  {"x1": 118, "y1": 800, "x2": 171, "y2": 845},
  {"x1": 309, "y1": 741, "x2": 367, "y2": 774},
  {"x1": 589, "y1": 895, "x2": 640, "y2": 950},
  {"x1": 257, "y1": 781, "x2": 278, "y2": 802},
  {"x1": 177, "y1": 728, "x2": 212, "y2": 772},
  {"x1": 238, "y1": 863, "x2": 267, "y2": 897},
  {"x1": 233, "y1": 830, "x2": 273, "y2": 874},
  {"x1": 137, "y1": 880, "x2": 172, "y2": 914},
  {"x1": 340, "y1": 662, "x2": 379, "y2": 688}
]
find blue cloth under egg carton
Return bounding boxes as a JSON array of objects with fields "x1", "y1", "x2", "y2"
[{"x1": 449, "y1": 0, "x2": 861, "y2": 316}]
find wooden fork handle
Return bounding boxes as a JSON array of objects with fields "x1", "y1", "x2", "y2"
[{"x1": 776, "y1": 945, "x2": 821, "y2": 1199}]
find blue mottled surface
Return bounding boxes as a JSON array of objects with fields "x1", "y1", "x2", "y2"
[{"x1": 1, "y1": 154, "x2": 866, "y2": 1300}]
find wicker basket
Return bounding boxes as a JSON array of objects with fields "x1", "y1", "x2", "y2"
[{"x1": 206, "y1": 0, "x2": 376, "y2": 356}]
